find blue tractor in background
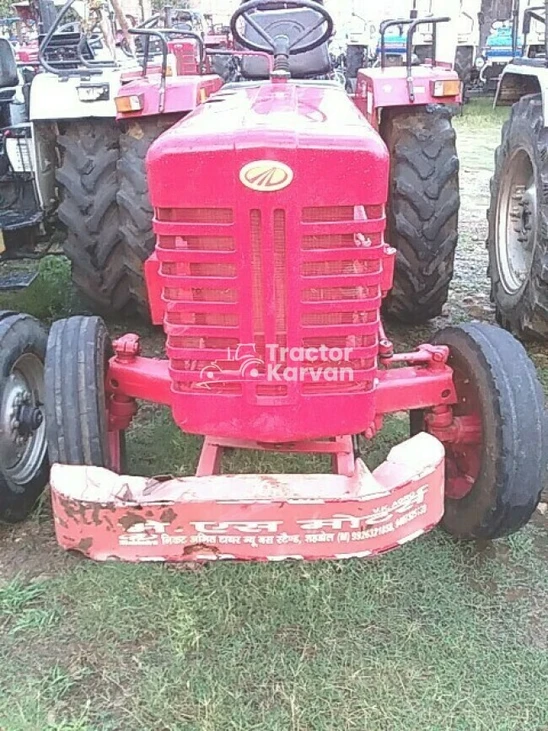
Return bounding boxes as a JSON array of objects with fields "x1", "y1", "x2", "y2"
[{"x1": 477, "y1": 21, "x2": 521, "y2": 92}]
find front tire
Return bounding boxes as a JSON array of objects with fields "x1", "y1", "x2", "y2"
[
  {"x1": 0, "y1": 313, "x2": 49, "y2": 522},
  {"x1": 381, "y1": 105, "x2": 460, "y2": 324},
  {"x1": 417, "y1": 323, "x2": 546, "y2": 539},
  {"x1": 44, "y1": 316, "x2": 125, "y2": 471},
  {"x1": 487, "y1": 94, "x2": 548, "y2": 338}
]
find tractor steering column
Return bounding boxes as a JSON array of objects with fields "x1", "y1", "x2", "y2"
[{"x1": 230, "y1": 0, "x2": 334, "y2": 74}]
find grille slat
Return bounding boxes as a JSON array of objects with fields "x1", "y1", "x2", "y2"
[
  {"x1": 157, "y1": 203, "x2": 385, "y2": 401},
  {"x1": 250, "y1": 209, "x2": 265, "y2": 344}
]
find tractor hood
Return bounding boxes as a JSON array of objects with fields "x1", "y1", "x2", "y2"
[
  {"x1": 145, "y1": 79, "x2": 391, "y2": 443},
  {"x1": 146, "y1": 79, "x2": 389, "y2": 208}
]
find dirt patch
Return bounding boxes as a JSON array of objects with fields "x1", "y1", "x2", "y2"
[{"x1": 0, "y1": 502, "x2": 75, "y2": 582}]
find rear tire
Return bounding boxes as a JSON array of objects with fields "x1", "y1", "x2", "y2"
[
  {"x1": 381, "y1": 105, "x2": 460, "y2": 324},
  {"x1": 454, "y1": 45, "x2": 474, "y2": 101},
  {"x1": 0, "y1": 313, "x2": 48, "y2": 523},
  {"x1": 117, "y1": 116, "x2": 180, "y2": 317},
  {"x1": 56, "y1": 121, "x2": 129, "y2": 314},
  {"x1": 44, "y1": 316, "x2": 125, "y2": 471},
  {"x1": 418, "y1": 323, "x2": 546, "y2": 539},
  {"x1": 487, "y1": 94, "x2": 548, "y2": 339}
]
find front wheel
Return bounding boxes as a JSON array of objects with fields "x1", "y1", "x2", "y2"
[
  {"x1": 454, "y1": 45, "x2": 474, "y2": 102},
  {"x1": 0, "y1": 313, "x2": 49, "y2": 522},
  {"x1": 44, "y1": 316, "x2": 125, "y2": 471},
  {"x1": 487, "y1": 94, "x2": 548, "y2": 338},
  {"x1": 415, "y1": 322, "x2": 546, "y2": 539}
]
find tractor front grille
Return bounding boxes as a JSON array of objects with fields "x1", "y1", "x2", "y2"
[{"x1": 155, "y1": 203, "x2": 385, "y2": 402}]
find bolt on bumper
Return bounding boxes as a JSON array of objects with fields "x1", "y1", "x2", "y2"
[{"x1": 50, "y1": 432, "x2": 445, "y2": 563}]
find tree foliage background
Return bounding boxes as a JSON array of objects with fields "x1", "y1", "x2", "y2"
[{"x1": 0, "y1": 0, "x2": 15, "y2": 18}]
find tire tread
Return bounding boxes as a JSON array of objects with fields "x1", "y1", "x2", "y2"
[{"x1": 382, "y1": 105, "x2": 460, "y2": 323}]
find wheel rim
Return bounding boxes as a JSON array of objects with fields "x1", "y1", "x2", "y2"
[
  {"x1": 443, "y1": 361, "x2": 483, "y2": 500},
  {"x1": 496, "y1": 148, "x2": 537, "y2": 295},
  {"x1": 0, "y1": 353, "x2": 46, "y2": 486}
]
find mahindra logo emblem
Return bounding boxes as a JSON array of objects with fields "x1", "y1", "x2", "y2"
[{"x1": 239, "y1": 160, "x2": 294, "y2": 192}]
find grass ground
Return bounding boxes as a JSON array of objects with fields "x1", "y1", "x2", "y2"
[{"x1": 1, "y1": 99, "x2": 548, "y2": 731}]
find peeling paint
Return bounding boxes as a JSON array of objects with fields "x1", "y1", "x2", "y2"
[{"x1": 49, "y1": 434, "x2": 446, "y2": 563}]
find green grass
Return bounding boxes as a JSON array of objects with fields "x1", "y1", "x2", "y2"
[
  {"x1": 1, "y1": 531, "x2": 548, "y2": 730},
  {"x1": 454, "y1": 96, "x2": 509, "y2": 129},
  {"x1": 0, "y1": 257, "x2": 75, "y2": 323},
  {"x1": 1, "y1": 98, "x2": 548, "y2": 730}
]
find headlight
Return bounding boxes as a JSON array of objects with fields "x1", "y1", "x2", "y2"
[{"x1": 475, "y1": 56, "x2": 486, "y2": 69}]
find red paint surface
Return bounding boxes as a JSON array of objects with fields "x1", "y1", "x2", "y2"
[
  {"x1": 146, "y1": 79, "x2": 390, "y2": 441},
  {"x1": 115, "y1": 74, "x2": 223, "y2": 119},
  {"x1": 49, "y1": 74, "x2": 468, "y2": 563},
  {"x1": 356, "y1": 66, "x2": 461, "y2": 126}
]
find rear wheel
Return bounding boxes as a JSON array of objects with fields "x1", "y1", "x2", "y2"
[
  {"x1": 0, "y1": 313, "x2": 48, "y2": 522},
  {"x1": 414, "y1": 322, "x2": 546, "y2": 539},
  {"x1": 381, "y1": 105, "x2": 460, "y2": 324},
  {"x1": 487, "y1": 94, "x2": 548, "y2": 338},
  {"x1": 454, "y1": 45, "x2": 474, "y2": 101},
  {"x1": 117, "y1": 116, "x2": 180, "y2": 317},
  {"x1": 56, "y1": 121, "x2": 129, "y2": 314},
  {"x1": 44, "y1": 316, "x2": 125, "y2": 471}
]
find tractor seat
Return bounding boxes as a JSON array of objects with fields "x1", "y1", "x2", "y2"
[{"x1": 238, "y1": 2, "x2": 331, "y2": 79}]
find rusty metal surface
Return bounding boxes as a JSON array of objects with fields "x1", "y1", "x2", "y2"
[{"x1": 50, "y1": 433, "x2": 445, "y2": 562}]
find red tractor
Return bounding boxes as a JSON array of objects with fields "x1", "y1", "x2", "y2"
[{"x1": 43, "y1": 0, "x2": 546, "y2": 562}]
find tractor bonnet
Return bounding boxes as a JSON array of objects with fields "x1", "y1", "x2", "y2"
[{"x1": 145, "y1": 80, "x2": 392, "y2": 443}]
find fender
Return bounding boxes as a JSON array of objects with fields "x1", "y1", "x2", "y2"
[
  {"x1": 29, "y1": 69, "x2": 124, "y2": 121},
  {"x1": 355, "y1": 66, "x2": 461, "y2": 128},
  {"x1": 115, "y1": 74, "x2": 223, "y2": 120},
  {"x1": 494, "y1": 63, "x2": 547, "y2": 120}
]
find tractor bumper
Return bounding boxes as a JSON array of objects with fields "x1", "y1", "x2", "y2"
[{"x1": 50, "y1": 433, "x2": 445, "y2": 562}]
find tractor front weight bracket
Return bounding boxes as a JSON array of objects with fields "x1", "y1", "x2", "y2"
[{"x1": 106, "y1": 334, "x2": 458, "y2": 420}]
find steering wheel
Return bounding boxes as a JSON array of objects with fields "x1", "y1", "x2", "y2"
[{"x1": 230, "y1": 0, "x2": 334, "y2": 56}]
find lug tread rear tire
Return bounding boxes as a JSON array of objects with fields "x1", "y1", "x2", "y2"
[
  {"x1": 56, "y1": 121, "x2": 129, "y2": 314},
  {"x1": 487, "y1": 94, "x2": 548, "y2": 339},
  {"x1": 382, "y1": 105, "x2": 460, "y2": 323},
  {"x1": 118, "y1": 116, "x2": 180, "y2": 316}
]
